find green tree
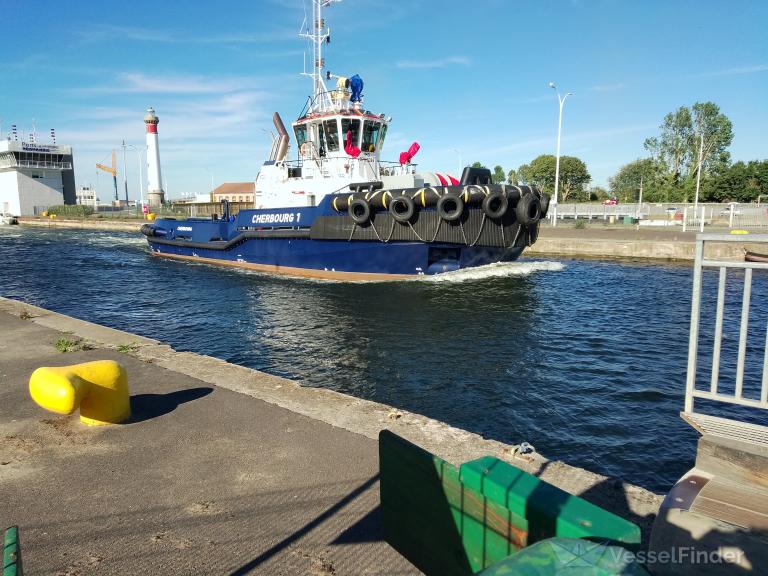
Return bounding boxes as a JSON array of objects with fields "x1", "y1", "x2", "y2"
[
  {"x1": 471, "y1": 161, "x2": 487, "y2": 169},
  {"x1": 644, "y1": 101, "x2": 734, "y2": 200},
  {"x1": 506, "y1": 168, "x2": 518, "y2": 184},
  {"x1": 492, "y1": 165, "x2": 506, "y2": 184},
  {"x1": 517, "y1": 154, "x2": 591, "y2": 202},
  {"x1": 609, "y1": 158, "x2": 666, "y2": 202},
  {"x1": 702, "y1": 160, "x2": 768, "y2": 202},
  {"x1": 589, "y1": 186, "x2": 610, "y2": 202}
]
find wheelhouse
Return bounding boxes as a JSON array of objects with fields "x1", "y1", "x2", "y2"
[{"x1": 292, "y1": 113, "x2": 388, "y2": 161}]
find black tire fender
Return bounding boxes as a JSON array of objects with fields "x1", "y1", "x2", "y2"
[
  {"x1": 437, "y1": 193, "x2": 464, "y2": 222},
  {"x1": 539, "y1": 192, "x2": 551, "y2": 218},
  {"x1": 390, "y1": 195, "x2": 415, "y2": 223},
  {"x1": 349, "y1": 198, "x2": 371, "y2": 225},
  {"x1": 515, "y1": 194, "x2": 542, "y2": 225},
  {"x1": 481, "y1": 190, "x2": 509, "y2": 219}
]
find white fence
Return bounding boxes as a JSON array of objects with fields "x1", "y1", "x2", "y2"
[
  {"x1": 550, "y1": 202, "x2": 768, "y2": 229},
  {"x1": 682, "y1": 233, "x2": 768, "y2": 444}
]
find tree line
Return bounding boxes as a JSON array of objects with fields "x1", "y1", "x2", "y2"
[{"x1": 472, "y1": 101, "x2": 767, "y2": 204}]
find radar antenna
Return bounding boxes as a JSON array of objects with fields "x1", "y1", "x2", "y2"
[{"x1": 300, "y1": 0, "x2": 341, "y2": 113}]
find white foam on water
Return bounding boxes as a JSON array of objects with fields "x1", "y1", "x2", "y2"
[
  {"x1": 412, "y1": 260, "x2": 565, "y2": 283},
  {"x1": 154, "y1": 254, "x2": 565, "y2": 285},
  {"x1": 85, "y1": 233, "x2": 146, "y2": 247}
]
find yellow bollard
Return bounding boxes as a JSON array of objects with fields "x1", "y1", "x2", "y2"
[{"x1": 29, "y1": 360, "x2": 130, "y2": 425}]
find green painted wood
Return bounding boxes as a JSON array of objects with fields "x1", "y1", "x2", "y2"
[
  {"x1": 460, "y1": 457, "x2": 641, "y2": 547},
  {"x1": 379, "y1": 431, "x2": 528, "y2": 576},
  {"x1": 3, "y1": 526, "x2": 21, "y2": 576},
  {"x1": 476, "y1": 538, "x2": 650, "y2": 575}
]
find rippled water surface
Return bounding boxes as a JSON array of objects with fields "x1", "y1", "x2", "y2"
[{"x1": 2, "y1": 226, "x2": 766, "y2": 492}]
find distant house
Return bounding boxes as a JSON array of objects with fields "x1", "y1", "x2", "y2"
[{"x1": 212, "y1": 182, "x2": 255, "y2": 204}]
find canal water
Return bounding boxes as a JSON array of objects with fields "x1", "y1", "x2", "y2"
[{"x1": 1, "y1": 226, "x2": 766, "y2": 493}]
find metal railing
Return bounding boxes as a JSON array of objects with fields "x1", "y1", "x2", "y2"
[
  {"x1": 550, "y1": 202, "x2": 768, "y2": 229},
  {"x1": 168, "y1": 202, "x2": 253, "y2": 217},
  {"x1": 0, "y1": 157, "x2": 72, "y2": 171},
  {"x1": 683, "y1": 234, "x2": 768, "y2": 442}
]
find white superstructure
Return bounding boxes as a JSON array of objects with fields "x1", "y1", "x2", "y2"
[
  {"x1": 144, "y1": 107, "x2": 165, "y2": 208},
  {"x1": 254, "y1": 0, "x2": 455, "y2": 210},
  {"x1": 0, "y1": 139, "x2": 75, "y2": 216}
]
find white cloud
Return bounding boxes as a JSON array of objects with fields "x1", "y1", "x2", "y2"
[
  {"x1": 696, "y1": 64, "x2": 768, "y2": 77},
  {"x1": 77, "y1": 72, "x2": 270, "y2": 95},
  {"x1": 75, "y1": 24, "x2": 293, "y2": 45},
  {"x1": 396, "y1": 56, "x2": 471, "y2": 69},
  {"x1": 590, "y1": 82, "x2": 626, "y2": 92}
]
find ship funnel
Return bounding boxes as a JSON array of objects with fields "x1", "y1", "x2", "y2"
[{"x1": 271, "y1": 112, "x2": 290, "y2": 163}]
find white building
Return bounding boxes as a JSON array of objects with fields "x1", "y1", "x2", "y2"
[
  {"x1": 0, "y1": 140, "x2": 76, "y2": 216},
  {"x1": 76, "y1": 186, "x2": 98, "y2": 209}
]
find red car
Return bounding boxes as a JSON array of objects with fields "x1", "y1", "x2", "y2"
[{"x1": 602, "y1": 198, "x2": 618, "y2": 205}]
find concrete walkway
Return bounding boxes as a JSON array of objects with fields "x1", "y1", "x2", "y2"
[
  {"x1": 0, "y1": 300, "x2": 663, "y2": 574},
  {"x1": 0, "y1": 311, "x2": 416, "y2": 575}
]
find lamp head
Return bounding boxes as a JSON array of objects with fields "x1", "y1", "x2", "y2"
[{"x1": 548, "y1": 82, "x2": 556, "y2": 89}]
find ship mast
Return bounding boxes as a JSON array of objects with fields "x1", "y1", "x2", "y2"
[{"x1": 301, "y1": 0, "x2": 340, "y2": 113}]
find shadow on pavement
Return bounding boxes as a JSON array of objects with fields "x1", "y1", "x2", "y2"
[
  {"x1": 127, "y1": 387, "x2": 213, "y2": 423},
  {"x1": 229, "y1": 474, "x2": 380, "y2": 575}
]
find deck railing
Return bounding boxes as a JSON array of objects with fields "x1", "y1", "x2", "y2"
[{"x1": 683, "y1": 233, "x2": 768, "y2": 443}]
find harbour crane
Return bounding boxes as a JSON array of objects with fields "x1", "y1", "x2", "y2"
[{"x1": 96, "y1": 150, "x2": 118, "y2": 202}]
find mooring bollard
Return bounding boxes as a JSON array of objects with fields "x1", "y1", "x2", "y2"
[{"x1": 29, "y1": 360, "x2": 130, "y2": 425}]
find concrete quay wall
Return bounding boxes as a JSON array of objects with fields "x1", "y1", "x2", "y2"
[
  {"x1": 0, "y1": 296, "x2": 662, "y2": 538},
  {"x1": 18, "y1": 217, "x2": 143, "y2": 232}
]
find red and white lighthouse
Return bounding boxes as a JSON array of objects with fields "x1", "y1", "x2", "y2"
[{"x1": 144, "y1": 107, "x2": 165, "y2": 208}]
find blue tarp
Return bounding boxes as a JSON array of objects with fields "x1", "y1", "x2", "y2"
[{"x1": 350, "y1": 74, "x2": 364, "y2": 102}]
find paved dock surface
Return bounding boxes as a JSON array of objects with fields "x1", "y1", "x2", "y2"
[
  {"x1": 0, "y1": 311, "x2": 417, "y2": 575},
  {"x1": 0, "y1": 299, "x2": 664, "y2": 574}
]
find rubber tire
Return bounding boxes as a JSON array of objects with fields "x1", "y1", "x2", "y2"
[
  {"x1": 539, "y1": 192, "x2": 551, "y2": 218},
  {"x1": 390, "y1": 195, "x2": 415, "y2": 223},
  {"x1": 437, "y1": 193, "x2": 465, "y2": 222},
  {"x1": 481, "y1": 190, "x2": 509, "y2": 219},
  {"x1": 515, "y1": 194, "x2": 542, "y2": 225},
  {"x1": 349, "y1": 198, "x2": 371, "y2": 225}
]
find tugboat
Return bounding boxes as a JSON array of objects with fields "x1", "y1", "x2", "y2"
[{"x1": 142, "y1": 0, "x2": 549, "y2": 280}]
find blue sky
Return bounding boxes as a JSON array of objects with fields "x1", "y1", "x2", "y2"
[{"x1": 1, "y1": 0, "x2": 766, "y2": 200}]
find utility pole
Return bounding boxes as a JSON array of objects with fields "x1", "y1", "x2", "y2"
[
  {"x1": 121, "y1": 140, "x2": 129, "y2": 205},
  {"x1": 694, "y1": 130, "x2": 705, "y2": 213}
]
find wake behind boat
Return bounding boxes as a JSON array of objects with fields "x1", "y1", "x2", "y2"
[{"x1": 142, "y1": 0, "x2": 549, "y2": 279}]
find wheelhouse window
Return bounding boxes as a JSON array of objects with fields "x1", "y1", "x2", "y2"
[
  {"x1": 341, "y1": 118, "x2": 361, "y2": 147},
  {"x1": 317, "y1": 122, "x2": 326, "y2": 157},
  {"x1": 362, "y1": 121, "x2": 382, "y2": 153},
  {"x1": 294, "y1": 124, "x2": 308, "y2": 148},
  {"x1": 379, "y1": 123, "x2": 388, "y2": 149},
  {"x1": 323, "y1": 119, "x2": 340, "y2": 152}
]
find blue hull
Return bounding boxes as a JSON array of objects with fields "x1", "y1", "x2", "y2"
[
  {"x1": 144, "y1": 193, "x2": 541, "y2": 279},
  {"x1": 148, "y1": 237, "x2": 524, "y2": 279}
]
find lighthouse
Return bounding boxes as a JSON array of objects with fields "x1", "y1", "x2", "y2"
[{"x1": 144, "y1": 107, "x2": 165, "y2": 208}]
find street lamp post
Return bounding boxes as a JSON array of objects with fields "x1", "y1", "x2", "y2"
[
  {"x1": 125, "y1": 144, "x2": 147, "y2": 215},
  {"x1": 549, "y1": 82, "x2": 572, "y2": 227},
  {"x1": 121, "y1": 140, "x2": 129, "y2": 206}
]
